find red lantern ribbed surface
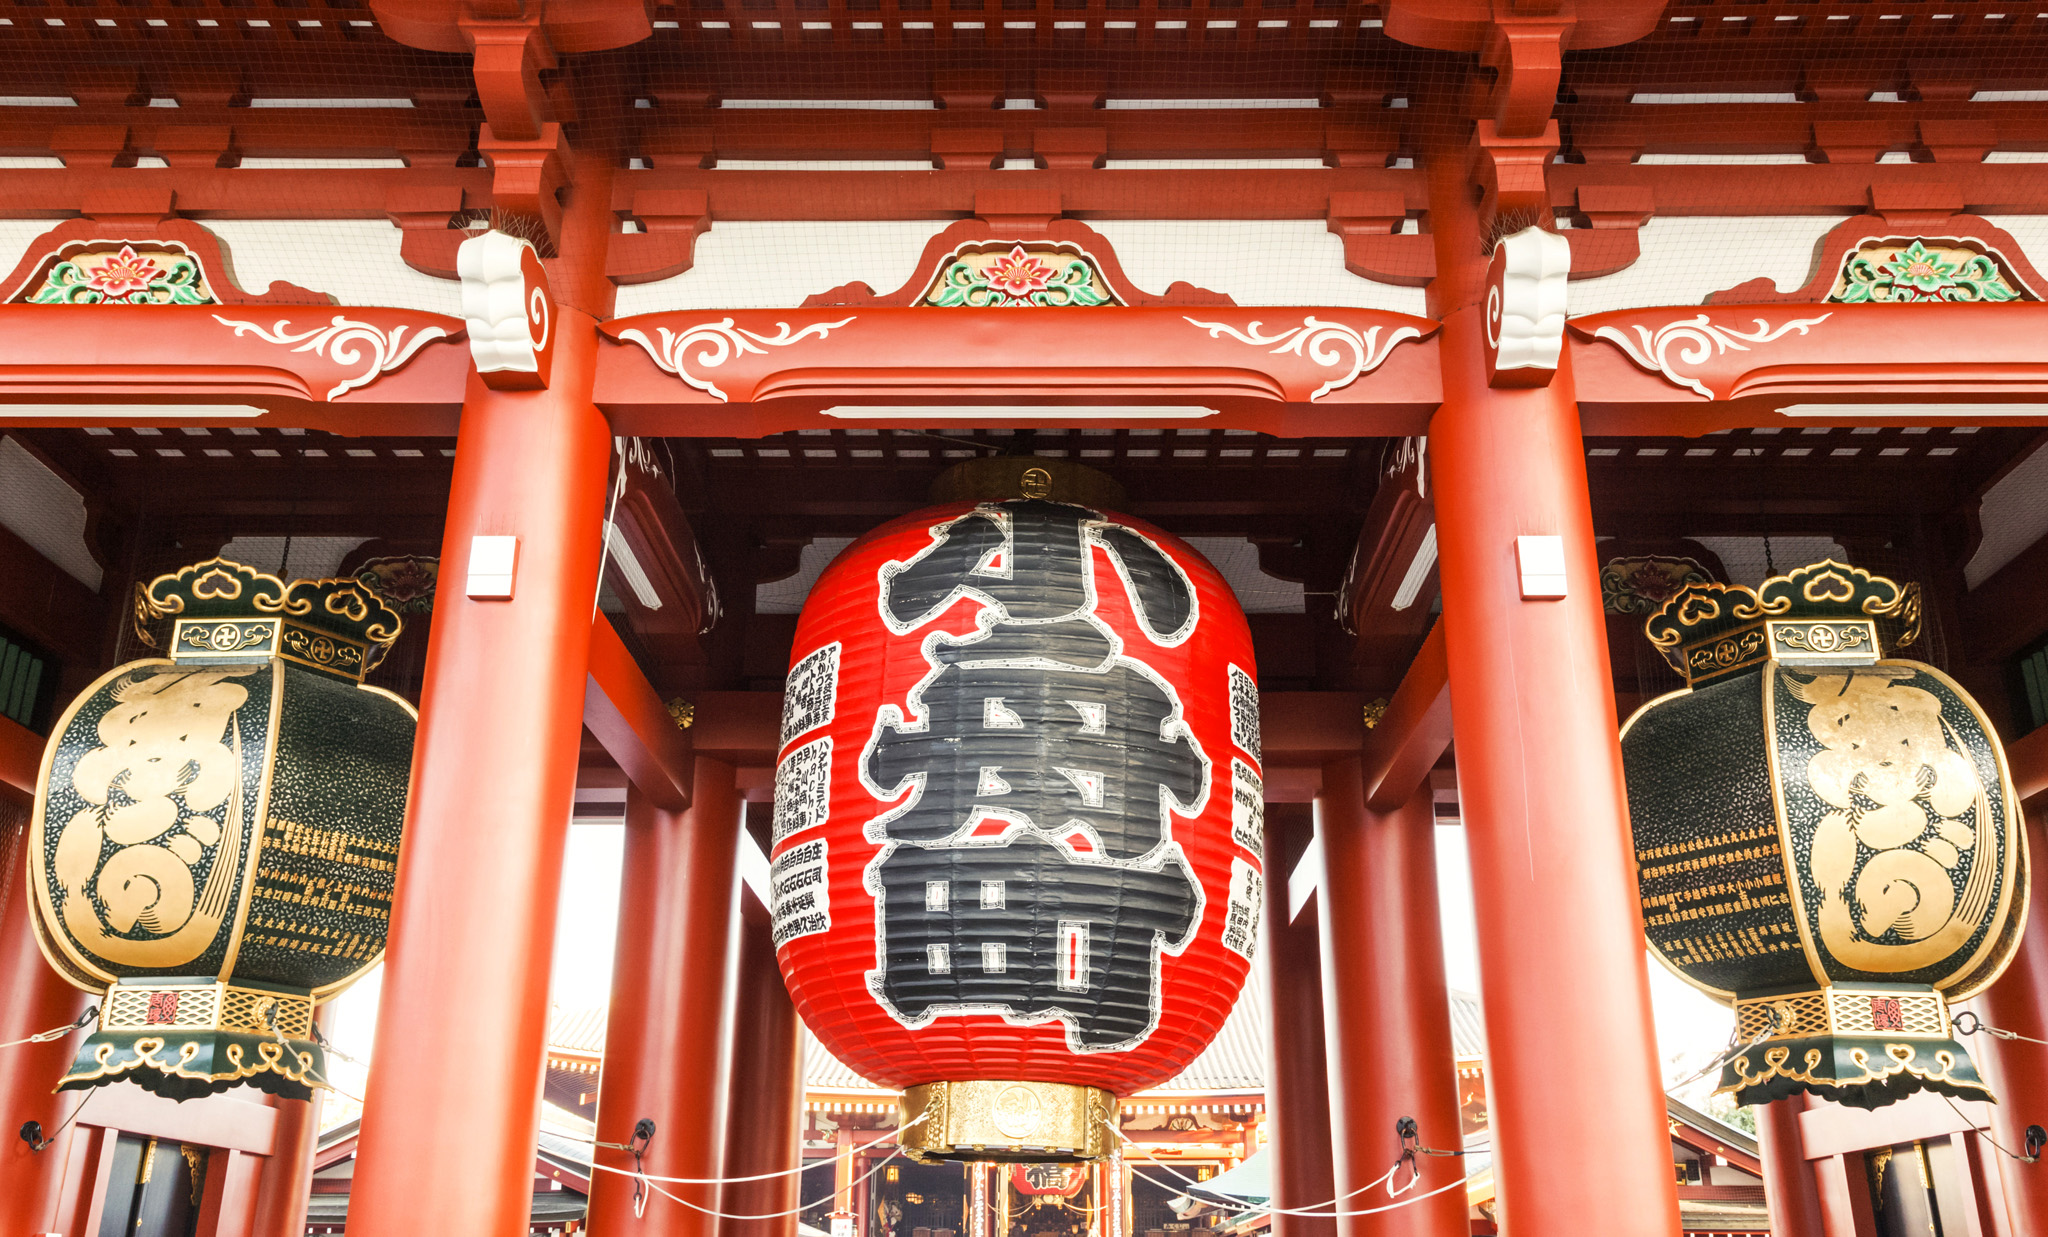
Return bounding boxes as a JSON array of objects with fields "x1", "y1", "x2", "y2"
[{"x1": 771, "y1": 499, "x2": 1261, "y2": 1096}]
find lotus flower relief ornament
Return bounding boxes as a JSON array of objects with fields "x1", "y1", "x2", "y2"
[
  {"x1": 30, "y1": 243, "x2": 214, "y2": 305},
  {"x1": 984, "y1": 246, "x2": 1056, "y2": 299},
  {"x1": 1832, "y1": 240, "x2": 2022, "y2": 304},
  {"x1": 1619, "y1": 560, "x2": 2029, "y2": 1110},
  {"x1": 926, "y1": 244, "x2": 1115, "y2": 307},
  {"x1": 86, "y1": 246, "x2": 165, "y2": 297}
]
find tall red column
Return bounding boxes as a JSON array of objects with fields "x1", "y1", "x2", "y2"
[
  {"x1": 587, "y1": 763, "x2": 745, "y2": 1236},
  {"x1": 250, "y1": 1057, "x2": 324, "y2": 1237},
  {"x1": 343, "y1": 315, "x2": 613, "y2": 1237},
  {"x1": 1425, "y1": 150, "x2": 1682, "y2": 1237},
  {"x1": 1262, "y1": 802, "x2": 1337, "y2": 1237},
  {"x1": 721, "y1": 889, "x2": 805, "y2": 1237},
  {"x1": 1976, "y1": 802, "x2": 2048, "y2": 1237},
  {"x1": 1753, "y1": 1098, "x2": 1825, "y2": 1237},
  {"x1": 0, "y1": 803, "x2": 92, "y2": 1237},
  {"x1": 1315, "y1": 770, "x2": 1465, "y2": 1237}
]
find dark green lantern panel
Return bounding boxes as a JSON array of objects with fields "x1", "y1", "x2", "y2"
[
  {"x1": 1620, "y1": 560, "x2": 2029, "y2": 1110},
  {"x1": 29, "y1": 559, "x2": 415, "y2": 1101}
]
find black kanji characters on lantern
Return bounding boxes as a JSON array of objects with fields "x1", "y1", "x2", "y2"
[
  {"x1": 870, "y1": 834, "x2": 1200, "y2": 1050},
  {"x1": 862, "y1": 500, "x2": 1208, "y2": 1053}
]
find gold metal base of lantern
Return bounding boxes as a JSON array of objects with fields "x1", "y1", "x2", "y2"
[
  {"x1": 897, "y1": 1081, "x2": 1118, "y2": 1163},
  {"x1": 1734, "y1": 984, "x2": 1951, "y2": 1044}
]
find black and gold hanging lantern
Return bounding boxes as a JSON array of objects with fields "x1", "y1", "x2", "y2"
[
  {"x1": 1621, "y1": 560, "x2": 2029, "y2": 1110},
  {"x1": 29, "y1": 559, "x2": 415, "y2": 1101}
]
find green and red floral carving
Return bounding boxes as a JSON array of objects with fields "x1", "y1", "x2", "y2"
[
  {"x1": 929, "y1": 244, "x2": 1113, "y2": 307},
  {"x1": 30, "y1": 244, "x2": 214, "y2": 305},
  {"x1": 1832, "y1": 240, "x2": 2022, "y2": 304}
]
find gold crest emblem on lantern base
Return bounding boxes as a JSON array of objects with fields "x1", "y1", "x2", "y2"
[
  {"x1": 100, "y1": 980, "x2": 315, "y2": 1040},
  {"x1": 898, "y1": 1081, "x2": 1117, "y2": 1163},
  {"x1": 1734, "y1": 985, "x2": 1952, "y2": 1044}
]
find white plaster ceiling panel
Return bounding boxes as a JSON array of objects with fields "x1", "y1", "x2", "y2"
[
  {"x1": 0, "y1": 436, "x2": 101, "y2": 590},
  {"x1": 614, "y1": 221, "x2": 953, "y2": 316},
  {"x1": 200, "y1": 220, "x2": 465, "y2": 316},
  {"x1": 1984, "y1": 217, "x2": 2048, "y2": 288},
  {"x1": 753, "y1": 533, "x2": 1303, "y2": 616},
  {"x1": 217, "y1": 535, "x2": 370, "y2": 582},
  {"x1": 1690, "y1": 535, "x2": 1847, "y2": 589},
  {"x1": 755, "y1": 537, "x2": 858, "y2": 615},
  {"x1": 1566, "y1": 216, "x2": 1840, "y2": 316},
  {"x1": 1183, "y1": 536, "x2": 1306, "y2": 614},
  {"x1": 1966, "y1": 438, "x2": 2048, "y2": 589},
  {"x1": 1087, "y1": 220, "x2": 1428, "y2": 314},
  {"x1": 0, "y1": 219, "x2": 59, "y2": 291}
]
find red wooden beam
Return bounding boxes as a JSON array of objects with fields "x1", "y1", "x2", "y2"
[
  {"x1": 1962, "y1": 533, "x2": 2048, "y2": 664},
  {"x1": 0, "y1": 518, "x2": 103, "y2": 669},
  {"x1": 1260, "y1": 692, "x2": 1369, "y2": 765},
  {"x1": 1358, "y1": 618, "x2": 1451, "y2": 812},
  {"x1": 2010, "y1": 722, "x2": 2048, "y2": 806},
  {"x1": 75, "y1": 1085, "x2": 281, "y2": 1156},
  {"x1": 0, "y1": 715, "x2": 42, "y2": 804},
  {"x1": 584, "y1": 612, "x2": 694, "y2": 812},
  {"x1": 691, "y1": 689, "x2": 1392, "y2": 768},
  {"x1": 689, "y1": 690, "x2": 784, "y2": 763}
]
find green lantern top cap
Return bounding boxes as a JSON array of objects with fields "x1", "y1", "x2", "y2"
[
  {"x1": 1646, "y1": 559, "x2": 1906, "y2": 688},
  {"x1": 143, "y1": 557, "x2": 403, "y2": 682}
]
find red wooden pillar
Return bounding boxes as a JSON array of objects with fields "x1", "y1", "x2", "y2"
[
  {"x1": 1262, "y1": 801, "x2": 1337, "y2": 1237},
  {"x1": 0, "y1": 802, "x2": 92, "y2": 1237},
  {"x1": 248, "y1": 1087, "x2": 321, "y2": 1237},
  {"x1": 721, "y1": 889, "x2": 806, "y2": 1237},
  {"x1": 195, "y1": 1147, "x2": 263, "y2": 1237},
  {"x1": 1754, "y1": 1098, "x2": 1826, "y2": 1237},
  {"x1": 587, "y1": 762, "x2": 745, "y2": 1236},
  {"x1": 1315, "y1": 769, "x2": 1465, "y2": 1237},
  {"x1": 1976, "y1": 802, "x2": 2048, "y2": 1237},
  {"x1": 343, "y1": 314, "x2": 613, "y2": 1237},
  {"x1": 834, "y1": 1128, "x2": 856, "y2": 1215},
  {"x1": 1424, "y1": 157, "x2": 1681, "y2": 1237}
]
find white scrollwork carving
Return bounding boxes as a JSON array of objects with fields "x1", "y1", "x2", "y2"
[
  {"x1": 457, "y1": 230, "x2": 550, "y2": 380},
  {"x1": 615, "y1": 317, "x2": 856, "y2": 402},
  {"x1": 213, "y1": 314, "x2": 451, "y2": 400},
  {"x1": 1591, "y1": 313, "x2": 1832, "y2": 400},
  {"x1": 1488, "y1": 226, "x2": 1572, "y2": 376},
  {"x1": 1182, "y1": 315, "x2": 1424, "y2": 400}
]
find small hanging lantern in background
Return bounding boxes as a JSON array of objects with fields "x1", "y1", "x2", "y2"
[
  {"x1": 30, "y1": 558, "x2": 415, "y2": 1101},
  {"x1": 772, "y1": 461, "x2": 1263, "y2": 1161},
  {"x1": 1620, "y1": 560, "x2": 2029, "y2": 1109}
]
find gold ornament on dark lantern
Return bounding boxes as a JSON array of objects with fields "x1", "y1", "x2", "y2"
[
  {"x1": 1620, "y1": 560, "x2": 2028, "y2": 1109},
  {"x1": 29, "y1": 558, "x2": 417, "y2": 1100}
]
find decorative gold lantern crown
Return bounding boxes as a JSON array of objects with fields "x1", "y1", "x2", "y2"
[
  {"x1": 31, "y1": 559, "x2": 416, "y2": 1100},
  {"x1": 1622, "y1": 560, "x2": 2028, "y2": 1110}
]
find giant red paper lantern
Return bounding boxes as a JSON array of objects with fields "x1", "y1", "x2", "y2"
[{"x1": 772, "y1": 487, "x2": 1262, "y2": 1161}]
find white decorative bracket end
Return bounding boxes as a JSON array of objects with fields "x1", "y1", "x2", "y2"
[
  {"x1": 1485, "y1": 226, "x2": 1571, "y2": 388},
  {"x1": 458, "y1": 230, "x2": 554, "y2": 390}
]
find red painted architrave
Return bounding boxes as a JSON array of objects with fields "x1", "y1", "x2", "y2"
[
  {"x1": 800, "y1": 219, "x2": 1233, "y2": 308},
  {"x1": 0, "y1": 714, "x2": 41, "y2": 801},
  {"x1": 684, "y1": 689, "x2": 1378, "y2": 767},
  {"x1": 594, "y1": 305, "x2": 1441, "y2": 437},
  {"x1": 1566, "y1": 302, "x2": 2048, "y2": 434},
  {"x1": 0, "y1": 304, "x2": 470, "y2": 435},
  {"x1": 1706, "y1": 214, "x2": 2048, "y2": 305},
  {"x1": 369, "y1": 0, "x2": 653, "y2": 55},
  {"x1": 584, "y1": 611, "x2": 694, "y2": 813},
  {"x1": 0, "y1": 220, "x2": 333, "y2": 306}
]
